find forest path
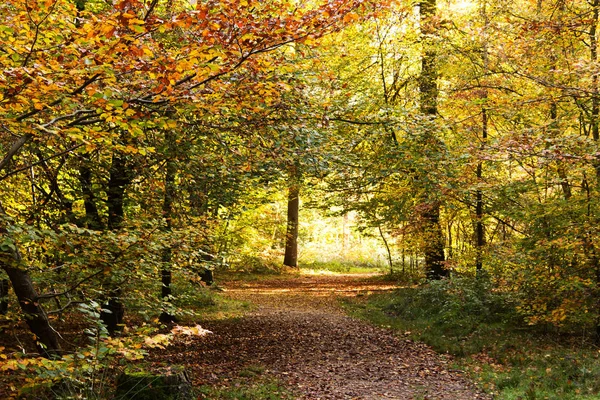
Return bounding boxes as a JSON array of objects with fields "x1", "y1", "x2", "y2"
[{"x1": 158, "y1": 273, "x2": 491, "y2": 399}]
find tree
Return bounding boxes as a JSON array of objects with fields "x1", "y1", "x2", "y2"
[
  {"x1": 283, "y1": 165, "x2": 301, "y2": 267},
  {"x1": 417, "y1": 0, "x2": 447, "y2": 280},
  {"x1": 0, "y1": 0, "x2": 383, "y2": 354}
]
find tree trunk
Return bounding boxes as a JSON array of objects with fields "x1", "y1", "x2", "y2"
[
  {"x1": 474, "y1": 0, "x2": 490, "y2": 278},
  {"x1": 3, "y1": 265, "x2": 62, "y2": 357},
  {"x1": 0, "y1": 278, "x2": 9, "y2": 315},
  {"x1": 475, "y1": 107, "x2": 487, "y2": 274},
  {"x1": 0, "y1": 204, "x2": 61, "y2": 356},
  {"x1": 283, "y1": 183, "x2": 300, "y2": 268},
  {"x1": 78, "y1": 155, "x2": 104, "y2": 230},
  {"x1": 419, "y1": 0, "x2": 447, "y2": 280},
  {"x1": 101, "y1": 151, "x2": 133, "y2": 333},
  {"x1": 160, "y1": 132, "x2": 177, "y2": 324},
  {"x1": 589, "y1": 0, "x2": 600, "y2": 341},
  {"x1": 106, "y1": 153, "x2": 131, "y2": 231},
  {"x1": 422, "y1": 204, "x2": 446, "y2": 280},
  {"x1": 378, "y1": 225, "x2": 393, "y2": 274}
]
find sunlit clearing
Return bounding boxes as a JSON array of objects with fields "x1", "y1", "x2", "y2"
[{"x1": 447, "y1": 0, "x2": 477, "y2": 13}]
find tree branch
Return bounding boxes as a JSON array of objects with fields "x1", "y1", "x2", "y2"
[
  {"x1": 1, "y1": 144, "x2": 84, "y2": 181},
  {"x1": 0, "y1": 134, "x2": 32, "y2": 173},
  {"x1": 47, "y1": 300, "x2": 86, "y2": 315},
  {"x1": 38, "y1": 269, "x2": 105, "y2": 300}
]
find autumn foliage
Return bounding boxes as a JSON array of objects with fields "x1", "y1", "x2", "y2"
[{"x1": 2, "y1": 0, "x2": 600, "y2": 397}]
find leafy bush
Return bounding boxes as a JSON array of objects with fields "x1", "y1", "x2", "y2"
[
  {"x1": 228, "y1": 255, "x2": 286, "y2": 274},
  {"x1": 387, "y1": 275, "x2": 515, "y2": 324},
  {"x1": 356, "y1": 275, "x2": 518, "y2": 355}
]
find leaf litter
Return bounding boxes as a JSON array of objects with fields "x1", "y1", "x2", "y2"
[{"x1": 147, "y1": 274, "x2": 491, "y2": 399}]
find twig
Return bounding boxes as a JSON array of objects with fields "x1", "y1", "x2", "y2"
[
  {"x1": 1, "y1": 144, "x2": 84, "y2": 181},
  {"x1": 47, "y1": 300, "x2": 86, "y2": 315}
]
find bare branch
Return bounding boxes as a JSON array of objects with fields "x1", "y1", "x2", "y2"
[
  {"x1": 38, "y1": 269, "x2": 105, "y2": 300},
  {"x1": 144, "y1": 0, "x2": 160, "y2": 21},
  {"x1": 329, "y1": 117, "x2": 387, "y2": 125},
  {"x1": 42, "y1": 110, "x2": 95, "y2": 129},
  {"x1": 47, "y1": 300, "x2": 86, "y2": 315},
  {"x1": 1, "y1": 144, "x2": 84, "y2": 181},
  {"x1": 67, "y1": 118, "x2": 104, "y2": 127},
  {"x1": 16, "y1": 74, "x2": 101, "y2": 122},
  {"x1": 0, "y1": 134, "x2": 32, "y2": 173}
]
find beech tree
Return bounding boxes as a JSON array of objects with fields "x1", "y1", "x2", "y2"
[{"x1": 0, "y1": 0, "x2": 386, "y2": 355}]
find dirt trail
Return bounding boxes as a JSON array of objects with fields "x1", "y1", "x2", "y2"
[{"x1": 155, "y1": 274, "x2": 491, "y2": 399}]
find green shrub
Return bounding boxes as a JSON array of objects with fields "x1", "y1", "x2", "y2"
[{"x1": 344, "y1": 276, "x2": 600, "y2": 399}]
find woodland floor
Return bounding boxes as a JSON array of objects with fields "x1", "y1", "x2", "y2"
[{"x1": 149, "y1": 273, "x2": 492, "y2": 400}]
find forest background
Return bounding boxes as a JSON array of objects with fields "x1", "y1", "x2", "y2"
[{"x1": 2, "y1": 0, "x2": 600, "y2": 398}]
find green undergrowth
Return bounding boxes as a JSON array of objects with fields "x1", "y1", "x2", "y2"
[
  {"x1": 227, "y1": 255, "x2": 289, "y2": 274},
  {"x1": 299, "y1": 260, "x2": 384, "y2": 274},
  {"x1": 223, "y1": 260, "x2": 384, "y2": 277},
  {"x1": 172, "y1": 288, "x2": 254, "y2": 323},
  {"x1": 342, "y1": 276, "x2": 600, "y2": 399},
  {"x1": 218, "y1": 269, "x2": 292, "y2": 282},
  {"x1": 197, "y1": 365, "x2": 294, "y2": 400},
  {"x1": 136, "y1": 271, "x2": 255, "y2": 323},
  {"x1": 219, "y1": 259, "x2": 386, "y2": 279}
]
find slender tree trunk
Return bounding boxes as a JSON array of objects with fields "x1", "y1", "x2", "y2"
[
  {"x1": 100, "y1": 151, "x2": 133, "y2": 334},
  {"x1": 447, "y1": 220, "x2": 453, "y2": 260},
  {"x1": 283, "y1": 183, "x2": 300, "y2": 268},
  {"x1": 401, "y1": 230, "x2": 406, "y2": 273},
  {"x1": 422, "y1": 205, "x2": 446, "y2": 280},
  {"x1": 550, "y1": 101, "x2": 572, "y2": 200},
  {"x1": 3, "y1": 266, "x2": 61, "y2": 357},
  {"x1": 160, "y1": 131, "x2": 177, "y2": 324},
  {"x1": 378, "y1": 225, "x2": 393, "y2": 274},
  {"x1": 589, "y1": 0, "x2": 600, "y2": 341},
  {"x1": 78, "y1": 156, "x2": 104, "y2": 230},
  {"x1": 107, "y1": 153, "x2": 131, "y2": 231},
  {"x1": 0, "y1": 278, "x2": 9, "y2": 315},
  {"x1": 475, "y1": 0, "x2": 489, "y2": 276},
  {"x1": 342, "y1": 213, "x2": 348, "y2": 256},
  {"x1": 419, "y1": 0, "x2": 447, "y2": 280},
  {"x1": 0, "y1": 204, "x2": 61, "y2": 356},
  {"x1": 34, "y1": 150, "x2": 75, "y2": 225},
  {"x1": 475, "y1": 107, "x2": 487, "y2": 274}
]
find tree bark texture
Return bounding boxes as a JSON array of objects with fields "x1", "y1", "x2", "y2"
[
  {"x1": 160, "y1": 133, "x2": 177, "y2": 324},
  {"x1": 1, "y1": 202, "x2": 61, "y2": 356},
  {"x1": 475, "y1": 108, "x2": 487, "y2": 274},
  {"x1": 419, "y1": 0, "x2": 448, "y2": 280},
  {"x1": 0, "y1": 245, "x2": 61, "y2": 356},
  {"x1": 475, "y1": 0, "x2": 489, "y2": 275},
  {"x1": 589, "y1": 0, "x2": 600, "y2": 341},
  {"x1": 0, "y1": 278, "x2": 9, "y2": 315},
  {"x1": 101, "y1": 150, "x2": 134, "y2": 333},
  {"x1": 78, "y1": 156, "x2": 104, "y2": 230},
  {"x1": 107, "y1": 153, "x2": 132, "y2": 231},
  {"x1": 3, "y1": 265, "x2": 62, "y2": 357},
  {"x1": 283, "y1": 184, "x2": 300, "y2": 268}
]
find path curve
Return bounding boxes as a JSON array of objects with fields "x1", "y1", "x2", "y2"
[{"x1": 153, "y1": 274, "x2": 491, "y2": 400}]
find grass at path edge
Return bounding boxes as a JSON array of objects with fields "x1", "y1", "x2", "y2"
[{"x1": 341, "y1": 277, "x2": 600, "y2": 400}]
